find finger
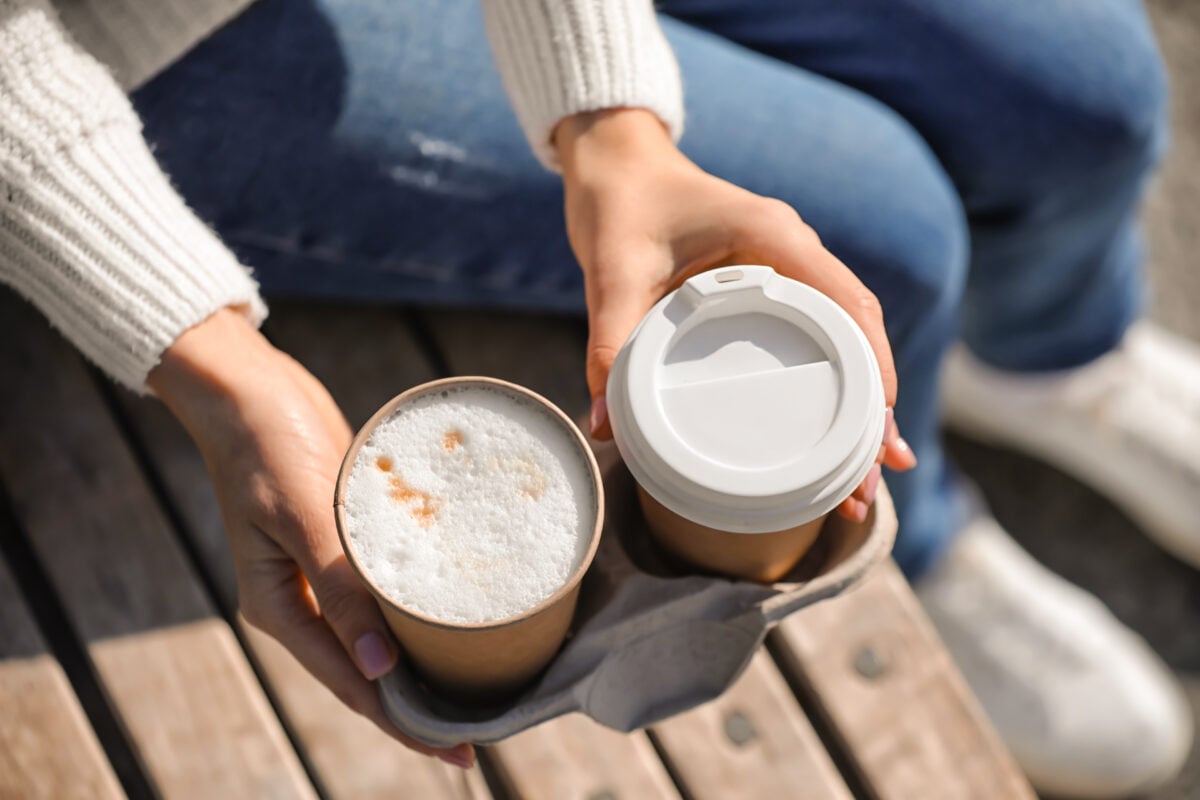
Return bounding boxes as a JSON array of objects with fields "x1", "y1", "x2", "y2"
[
  {"x1": 239, "y1": 572, "x2": 474, "y2": 766},
  {"x1": 850, "y1": 464, "x2": 883, "y2": 506},
  {"x1": 307, "y1": 548, "x2": 400, "y2": 681},
  {"x1": 875, "y1": 410, "x2": 891, "y2": 464},
  {"x1": 589, "y1": 395, "x2": 610, "y2": 441},
  {"x1": 835, "y1": 495, "x2": 868, "y2": 523},
  {"x1": 880, "y1": 408, "x2": 917, "y2": 471},
  {"x1": 735, "y1": 201, "x2": 898, "y2": 409},
  {"x1": 583, "y1": 259, "x2": 663, "y2": 440}
]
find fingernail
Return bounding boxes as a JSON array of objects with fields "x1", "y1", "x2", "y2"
[
  {"x1": 895, "y1": 436, "x2": 918, "y2": 468},
  {"x1": 884, "y1": 407, "x2": 897, "y2": 443},
  {"x1": 354, "y1": 632, "x2": 394, "y2": 680},
  {"x1": 863, "y1": 464, "x2": 882, "y2": 506},
  {"x1": 438, "y1": 745, "x2": 475, "y2": 769},
  {"x1": 589, "y1": 396, "x2": 608, "y2": 437},
  {"x1": 851, "y1": 498, "x2": 869, "y2": 523}
]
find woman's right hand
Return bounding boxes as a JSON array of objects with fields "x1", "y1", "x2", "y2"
[
  {"x1": 555, "y1": 110, "x2": 917, "y2": 520},
  {"x1": 148, "y1": 308, "x2": 475, "y2": 769}
]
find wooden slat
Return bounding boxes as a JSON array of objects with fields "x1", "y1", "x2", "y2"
[
  {"x1": 771, "y1": 560, "x2": 1034, "y2": 800},
  {"x1": 651, "y1": 651, "x2": 852, "y2": 800},
  {"x1": 268, "y1": 304, "x2": 441, "y2": 431},
  {"x1": 0, "y1": 550, "x2": 123, "y2": 800},
  {"x1": 0, "y1": 292, "x2": 315, "y2": 799},
  {"x1": 244, "y1": 624, "x2": 490, "y2": 800},
  {"x1": 491, "y1": 713, "x2": 681, "y2": 800},
  {"x1": 114, "y1": 303, "x2": 490, "y2": 800}
]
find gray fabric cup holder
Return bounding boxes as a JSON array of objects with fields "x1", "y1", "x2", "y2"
[{"x1": 378, "y1": 443, "x2": 897, "y2": 746}]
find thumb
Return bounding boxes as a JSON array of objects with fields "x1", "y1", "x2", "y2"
[
  {"x1": 584, "y1": 269, "x2": 661, "y2": 441},
  {"x1": 287, "y1": 513, "x2": 400, "y2": 681},
  {"x1": 306, "y1": 558, "x2": 399, "y2": 680}
]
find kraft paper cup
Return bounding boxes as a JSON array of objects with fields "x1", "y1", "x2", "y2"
[
  {"x1": 335, "y1": 377, "x2": 605, "y2": 703},
  {"x1": 636, "y1": 486, "x2": 827, "y2": 583},
  {"x1": 607, "y1": 266, "x2": 885, "y2": 583}
]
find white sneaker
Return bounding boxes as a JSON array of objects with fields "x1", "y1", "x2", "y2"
[
  {"x1": 941, "y1": 322, "x2": 1200, "y2": 569},
  {"x1": 915, "y1": 512, "x2": 1192, "y2": 798}
]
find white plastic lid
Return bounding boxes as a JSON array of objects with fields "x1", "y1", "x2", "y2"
[{"x1": 607, "y1": 266, "x2": 885, "y2": 534}]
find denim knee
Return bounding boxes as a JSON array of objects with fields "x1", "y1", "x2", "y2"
[
  {"x1": 1048, "y1": 38, "x2": 1167, "y2": 176},
  {"x1": 974, "y1": 16, "x2": 1169, "y2": 195},
  {"x1": 769, "y1": 106, "x2": 969, "y2": 366},
  {"x1": 819, "y1": 146, "x2": 969, "y2": 368}
]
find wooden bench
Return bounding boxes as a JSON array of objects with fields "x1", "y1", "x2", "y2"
[{"x1": 0, "y1": 290, "x2": 1033, "y2": 799}]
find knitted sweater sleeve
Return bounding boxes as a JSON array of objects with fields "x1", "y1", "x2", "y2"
[
  {"x1": 482, "y1": 0, "x2": 684, "y2": 170},
  {"x1": 0, "y1": 0, "x2": 266, "y2": 392}
]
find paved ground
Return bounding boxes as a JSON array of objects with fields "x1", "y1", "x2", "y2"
[
  {"x1": 949, "y1": 2, "x2": 1200, "y2": 797},
  {"x1": 1145, "y1": 0, "x2": 1200, "y2": 342}
]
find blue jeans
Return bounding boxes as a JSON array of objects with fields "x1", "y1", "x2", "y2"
[{"x1": 132, "y1": 0, "x2": 1168, "y2": 577}]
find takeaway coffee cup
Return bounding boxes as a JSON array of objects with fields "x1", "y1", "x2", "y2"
[
  {"x1": 335, "y1": 377, "x2": 604, "y2": 703},
  {"x1": 606, "y1": 266, "x2": 885, "y2": 583}
]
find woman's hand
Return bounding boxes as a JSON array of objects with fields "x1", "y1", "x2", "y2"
[
  {"x1": 556, "y1": 109, "x2": 916, "y2": 521},
  {"x1": 148, "y1": 309, "x2": 474, "y2": 769}
]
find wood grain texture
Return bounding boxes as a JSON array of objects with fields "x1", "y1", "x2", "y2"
[
  {"x1": 650, "y1": 650, "x2": 852, "y2": 800},
  {"x1": 0, "y1": 292, "x2": 315, "y2": 800},
  {"x1": 267, "y1": 304, "x2": 439, "y2": 430},
  {"x1": 114, "y1": 303, "x2": 490, "y2": 799},
  {"x1": 771, "y1": 560, "x2": 1034, "y2": 800},
  {"x1": 91, "y1": 619, "x2": 317, "y2": 799},
  {"x1": 414, "y1": 308, "x2": 590, "y2": 415},
  {"x1": 491, "y1": 712, "x2": 681, "y2": 800},
  {"x1": 0, "y1": 554, "x2": 123, "y2": 800},
  {"x1": 242, "y1": 623, "x2": 492, "y2": 800},
  {"x1": 0, "y1": 657, "x2": 125, "y2": 800}
]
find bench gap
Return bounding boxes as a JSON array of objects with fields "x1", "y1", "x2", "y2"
[
  {"x1": 763, "y1": 636, "x2": 874, "y2": 800},
  {"x1": 403, "y1": 307, "x2": 455, "y2": 377},
  {"x1": 644, "y1": 728, "x2": 699, "y2": 800},
  {"x1": 0, "y1": 485, "x2": 156, "y2": 800}
]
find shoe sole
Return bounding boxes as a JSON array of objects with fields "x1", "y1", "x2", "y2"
[{"x1": 943, "y1": 394, "x2": 1200, "y2": 572}]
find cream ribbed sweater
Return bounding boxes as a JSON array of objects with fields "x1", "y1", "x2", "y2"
[{"x1": 0, "y1": 0, "x2": 683, "y2": 390}]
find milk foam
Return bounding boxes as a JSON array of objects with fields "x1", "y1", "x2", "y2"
[{"x1": 343, "y1": 384, "x2": 595, "y2": 624}]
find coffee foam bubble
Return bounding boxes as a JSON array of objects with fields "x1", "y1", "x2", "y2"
[{"x1": 343, "y1": 385, "x2": 595, "y2": 624}]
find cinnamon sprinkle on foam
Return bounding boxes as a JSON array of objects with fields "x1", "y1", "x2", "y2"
[{"x1": 387, "y1": 473, "x2": 442, "y2": 527}]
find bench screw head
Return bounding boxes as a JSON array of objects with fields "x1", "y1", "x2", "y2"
[
  {"x1": 854, "y1": 646, "x2": 888, "y2": 679},
  {"x1": 724, "y1": 710, "x2": 758, "y2": 746}
]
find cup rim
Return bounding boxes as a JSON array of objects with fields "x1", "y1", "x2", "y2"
[{"x1": 334, "y1": 376, "x2": 605, "y2": 632}]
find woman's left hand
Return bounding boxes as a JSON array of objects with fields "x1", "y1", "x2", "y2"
[{"x1": 148, "y1": 309, "x2": 475, "y2": 768}]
